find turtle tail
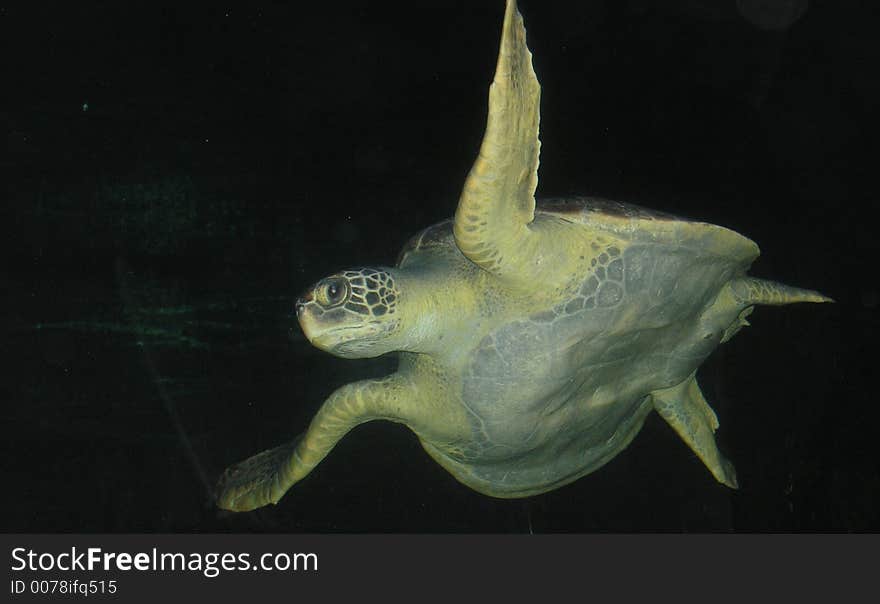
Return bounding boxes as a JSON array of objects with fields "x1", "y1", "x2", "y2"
[{"x1": 730, "y1": 277, "x2": 834, "y2": 306}]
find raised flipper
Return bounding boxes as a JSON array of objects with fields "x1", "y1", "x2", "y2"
[
  {"x1": 652, "y1": 374, "x2": 738, "y2": 488},
  {"x1": 216, "y1": 376, "x2": 411, "y2": 512},
  {"x1": 453, "y1": 0, "x2": 541, "y2": 280}
]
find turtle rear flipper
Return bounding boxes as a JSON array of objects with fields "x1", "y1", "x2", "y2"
[
  {"x1": 216, "y1": 436, "x2": 303, "y2": 512},
  {"x1": 730, "y1": 277, "x2": 834, "y2": 306},
  {"x1": 652, "y1": 375, "x2": 738, "y2": 489}
]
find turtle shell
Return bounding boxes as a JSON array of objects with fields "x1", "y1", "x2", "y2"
[{"x1": 397, "y1": 196, "x2": 759, "y2": 268}]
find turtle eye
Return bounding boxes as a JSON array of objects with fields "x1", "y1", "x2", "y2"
[{"x1": 316, "y1": 277, "x2": 349, "y2": 307}]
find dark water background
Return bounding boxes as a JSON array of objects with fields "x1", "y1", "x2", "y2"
[{"x1": 4, "y1": 0, "x2": 877, "y2": 532}]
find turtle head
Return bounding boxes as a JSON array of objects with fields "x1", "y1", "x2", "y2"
[{"x1": 295, "y1": 267, "x2": 404, "y2": 358}]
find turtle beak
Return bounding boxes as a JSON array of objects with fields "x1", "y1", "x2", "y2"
[
  {"x1": 295, "y1": 289, "x2": 313, "y2": 319},
  {"x1": 295, "y1": 289, "x2": 323, "y2": 344}
]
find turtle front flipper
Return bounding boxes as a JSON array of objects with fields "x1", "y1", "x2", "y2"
[
  {"x1": 651, "y1": 374, "x2": 739, "y2": 489},
  {"x1": 453, "y1": 0, "x2": 540, "y2": 280},
  {"x1": 216, "y1": 376, "x2": 413, "y2": 512},
  {"x1": 215, "y1": 438, "x2": 303, "y2": 511}
]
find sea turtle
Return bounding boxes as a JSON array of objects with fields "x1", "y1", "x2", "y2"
[{"x1": 216, "y1": 0, "x2": 831, "y2": 511}]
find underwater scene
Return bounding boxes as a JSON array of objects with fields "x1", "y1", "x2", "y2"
[{"x1": 4, "y1": 0, "x2": 878, "y2": 532}]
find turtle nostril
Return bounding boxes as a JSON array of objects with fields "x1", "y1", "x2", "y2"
[{"x1": 295, "y1": 300, "x2": 306, "y2": 318}]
